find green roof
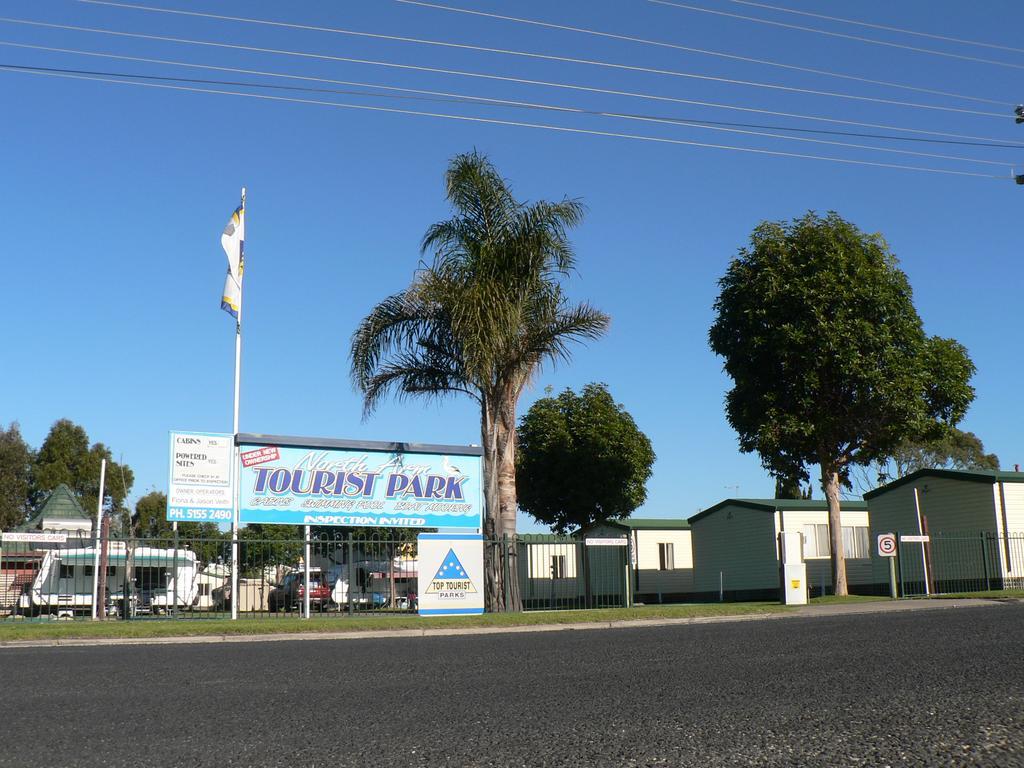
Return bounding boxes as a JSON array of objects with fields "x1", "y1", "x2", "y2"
[
  {"x1": 688, "y1": 498, "x2": 869, "y2": 525},
  {"x1": 16, "y1": 484, "x2": 91, "y2": 531},
  {"x1": 518, "y1": 534, "x2": 578, "y2": 543},
  {"x1": 586, "y1": 518, "x2": 691, "y2": 531},
  {"x1": 863, "y1": 468, "x2": 1024, "y2": 500}
]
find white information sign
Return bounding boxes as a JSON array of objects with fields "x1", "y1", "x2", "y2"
[
  {"x1": 585, "y1": 537, "x2": 628, "y2": 547},
  {"x1": 900, "y1": 535, "x2": 930, "y2": 543},
  {"x1": 167, "y1": 431, "x2": 235, "y2": 522},
  {"x1": 877, "y1": 533, "x2": 897, "y2": 557},
  {"x1": 417, "y1": 533, "x2": 484, "y2": 616},
  {"x1": 1, "y1": 532, "x2": 68, "y2": 544}
]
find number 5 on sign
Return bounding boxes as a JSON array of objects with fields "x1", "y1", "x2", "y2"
[{"x1": 877, "y1": 533, "x2": 897, "y2": 557}]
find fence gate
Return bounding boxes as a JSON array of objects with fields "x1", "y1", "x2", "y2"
[{"x1": 516, "y1": 536, "x2": 629, "y2": 611}]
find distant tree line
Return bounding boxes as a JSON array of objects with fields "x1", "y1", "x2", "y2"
[{"x1": 0, "y1": 418, "x2": 134, "y2": 532}]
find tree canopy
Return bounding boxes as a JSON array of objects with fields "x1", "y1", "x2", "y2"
[
  {"x1": 874, "y1": 428, "x2": 999, "y2": 485},
  {"x1": 32, "y1": 418, "x2": 135, "y2": 528},
  {"x1": 517, "y1": 383, "x2": 655, "y2": 534},
  {"x1": 709, "y1": 212, "x2": 975, "y2": 594},
  {"x1": 350, "y1": 151, "x2": 609, "y2": 610},
  {"x1": 0, "y1": 419, "x2": 135, "y2": 532},
  {"x1": 0, "y1": 423, "x2": 33, "y2": 530}
]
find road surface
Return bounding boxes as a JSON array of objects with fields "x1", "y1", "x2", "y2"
[{"x1": 2, "y1": 603, "x2": 1021, "y2": 767}]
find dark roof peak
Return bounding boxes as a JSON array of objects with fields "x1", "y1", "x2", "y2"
[
  {"x1": 863, "y1": 468, "x2": 1024, "y2": 500},
  {"x1": 16, "y1": 484, "x2": 91, "y2": 531}
]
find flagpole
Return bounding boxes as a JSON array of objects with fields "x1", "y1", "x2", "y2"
[{"x1": 230, "y1": 185, "x2": 245, "y2": 621}]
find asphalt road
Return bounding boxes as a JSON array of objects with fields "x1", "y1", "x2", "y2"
[{"x1": 2, "y1": 604, "x2": 1022, "y2": 767}]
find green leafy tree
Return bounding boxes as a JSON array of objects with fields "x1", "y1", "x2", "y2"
[
  {"x1": 774, "y1": 475, "x2": 812, "y2": 500},
  {"x1": 517, "y1": 383, "x2": 655, "y2": 534},
  {"x1": 866, "y1": 428, "x2": 999, "y2": 488},
  {"x1": 709, "y1": 212, "x2": 975, "y2": 595},
  {"x1": 32, "y1": 419, "x2": 135, "y2": 529},
  {"x1": 350, "y1": 151, "x2": 609, "y2": 611},
  {"x1": 134, "y1": 491, "x2": 172, "y2": 538},
  {"x1": 133, "y1": 491, "x2": 227, "y2": 563},
  {"x1": 0, "y1": 422, "x2": 33, "y2": 529},
  {"x1": 238, "y1": 524, "x2": 303, "y2": 578}
]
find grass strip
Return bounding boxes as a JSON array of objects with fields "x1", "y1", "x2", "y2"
[
  {"x1": 0, "y1": 602, "x2": 789, "y2": 642},
  {"x1": 808, "y1": 595, "x2": 890, "y2": 605}
]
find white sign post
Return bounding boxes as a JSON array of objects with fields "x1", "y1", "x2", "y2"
[
  {"x1": 417, "y1": 533, "x2": 484, "y2": 616},
  {"x1": 167, "y1": 431, "x2": 235, "y2": 522}
]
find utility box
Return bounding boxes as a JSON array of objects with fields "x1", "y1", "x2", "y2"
[{"x1": 778, "y1": 531, "x2": 808, "y2": 605}]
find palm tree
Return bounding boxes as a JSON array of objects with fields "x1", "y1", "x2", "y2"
[{"x1": 350, "y1": 151, "x2": 609, "y2": 611}]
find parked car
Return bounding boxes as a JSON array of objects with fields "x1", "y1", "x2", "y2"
[{"x1": 268, "y1": 568, "x2": 331, "y2": 612}]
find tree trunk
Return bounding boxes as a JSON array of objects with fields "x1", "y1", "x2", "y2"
[
  {"x1": 821, "y1": 462, "x2": 849, "y2": 597},
  {"x1": 480, "y1": 402, "x2": 504, "y2": 612},
  {"x1": 494, "y1": 390, "x2": 522, "y2": 612}
]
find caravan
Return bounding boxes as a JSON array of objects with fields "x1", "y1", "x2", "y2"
[
  {"x1": 328, "y1": 557, "x2": 418, "y2": 610},
  {"x1": 17, "y1": 543, "x2": 199, "y2": 616}
]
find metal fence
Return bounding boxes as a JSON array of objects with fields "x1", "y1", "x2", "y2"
[
  {"x1": 0, "y1": 532, "x2": 630, "y2": 621},
  {"x1": 896, "y1": 533, "x2": 1024, "y2": 597},
  {"x1": 513, "y1": 537, "x2": 630, "y2": 611}
]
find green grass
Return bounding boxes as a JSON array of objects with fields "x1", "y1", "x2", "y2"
[
  {"x1": 0, "y1": 602, "x2": 790, "y2": 642},
  {"x1": 808, "y1": 594, "x2": 891, "y2": 605}
]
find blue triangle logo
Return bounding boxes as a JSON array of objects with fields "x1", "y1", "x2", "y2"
[{"x1": 427, "y1": 548, "x2": 477, "y2": 594}]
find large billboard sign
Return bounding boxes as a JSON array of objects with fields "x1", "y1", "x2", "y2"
[
  {"x1": 236, "y1": 435, "x2": 483, "y2": 530},
  {"x1": 167, "y1": 431, "x2": 235, "y2": 522}
]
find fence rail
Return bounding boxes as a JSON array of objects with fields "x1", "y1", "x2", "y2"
[
  {"x1": 0, "y1": 532, "x2": 631, "y2": 621},
  {"x1": 896, "y1": 532, "x2": 1024, "y2": 597}
]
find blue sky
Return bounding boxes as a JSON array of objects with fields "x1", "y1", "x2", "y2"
[{"x1": 2, "y1": 0, "x2": 1022, "y2": 530}]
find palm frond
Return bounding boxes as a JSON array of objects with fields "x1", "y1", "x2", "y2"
[{"x1": 361, "y1": 354, "x2": 477, "y2": 419}]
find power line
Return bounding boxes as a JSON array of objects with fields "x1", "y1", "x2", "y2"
[
  {"x1": 4, "y1": 31, "x2": 1018, "y2": 147},
  {"x1": 728, "y1": 0, "x2": 1024, "y2": 56},
  {"x1": 4, "y1": 27, "x2": 1019, "y2": 151},
  {"x1": 648, "y1": 0, "x2": 1024, "y2": 71},
  {"x1": 0, "y1": 64, "x2": 1010, "y2": 181},
  {"x1": 391, "y1": 0, "x2": 1006, "y2": 108},
  {"x1": 3, "y1": 60, "x2": 1010, "y2": 166},
  {"x1": 36, "y1": 7, "x2": 1007, "y2": 118},
  {"x1": 8, "y1": 40, "x2": 1024, "y2": 151}
]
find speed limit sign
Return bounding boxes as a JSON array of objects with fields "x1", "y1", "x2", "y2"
[{"x1": 877, "y1": 533, "x2": 897, "y2": 557}]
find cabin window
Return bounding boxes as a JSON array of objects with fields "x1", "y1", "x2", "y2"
[
  {"x1": 198, "y1": 583, "x2": 211, "y2": 596},
  {"x1": 802, "y1": 525, "x2": 870, "y2": 558},
  {"x1": 802, "y1": 525, "x2": 830, "y2": 558},
  {"x1": 659, "y1": 543, "x2": 675, "y2": 571},
  {"x1": 843, "y1": 526, "x2": 870, "y2": 559},
  {"x1": 59, "y1": 564, "x2": 74, "y2": 579},
  {"x1": 550, "y1": 555, "x2": 566, "y2": 579}
]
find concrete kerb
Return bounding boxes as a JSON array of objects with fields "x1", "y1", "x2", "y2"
[{"x1": 0, "y1": 598, "x2": 1012, "y2": 649}]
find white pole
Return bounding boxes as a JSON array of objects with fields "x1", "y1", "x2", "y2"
[
  {"x1": 172, "y1": 520, "x2": 179, "y2": 616},
  {"x1": 303, "y1": 526, "x2": 311, "y2": 620},
  {"x1": 91, "y1": 459, "x2": 107, "y2": 620},
  {"x1": 913, "y1": 487, "x2": 930, "y2": 597},
  {"x1": 230, "y1": 185, "x2": 245, "y2": 621}
]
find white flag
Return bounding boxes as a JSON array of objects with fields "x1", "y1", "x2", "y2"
[{"x1": 220, "y1": 203, "x2": 245, "y2": 320}]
